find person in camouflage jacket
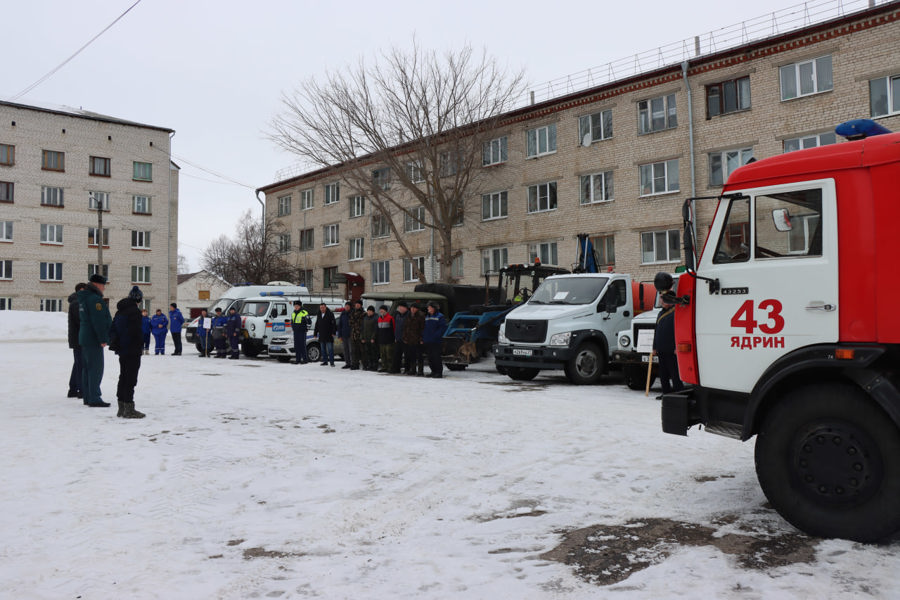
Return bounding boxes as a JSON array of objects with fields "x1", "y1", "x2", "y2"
[
  {"x1": 348, "y1": 300, "x2": 365, "y2": 370},
  {"x1": 402, "y1": 303, "x2": 426, "y2": 376}
]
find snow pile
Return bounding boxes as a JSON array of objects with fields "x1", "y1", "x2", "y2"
[{"x1": 0, "y1": 310, "x2": 898, "y2": 599}]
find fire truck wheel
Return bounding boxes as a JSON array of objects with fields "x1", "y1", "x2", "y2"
[
  {"x1": 564, "y1": 342, "x2": 605, "y2": 385},
  {"x1": 755, "y1": 382, "x2": 900, "y2": 542},
  {"x1": 507, "y1": 367, "x2": 539, "y2": 381}
]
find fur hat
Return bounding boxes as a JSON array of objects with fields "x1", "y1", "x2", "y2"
[
  {"x1": 128, "y1": 285, "x2": 143, "y2": 303},
  {"x1": 89, "y1": 273, "x2": 107, "y2": 285}
]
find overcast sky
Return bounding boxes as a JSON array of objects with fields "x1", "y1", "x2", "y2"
[{"x1": 3, "y1": 0, "x2": 855, "y2": 270}]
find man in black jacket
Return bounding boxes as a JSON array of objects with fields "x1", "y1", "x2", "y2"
[
  {"x1": 652, "y1": 293, "x2": 684, "y2": 396},
  {"x1": 111, "y1": 286, "x2": 147, "y2": 418},
  {"x1": 313, "y1": 302, "x2": 337, "y2": 366},
  {"x1": 67, "y1": 282, "x2": 87, "y2": 398}
]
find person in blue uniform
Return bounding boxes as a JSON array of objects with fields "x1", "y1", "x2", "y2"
[
  {"x1": 212, "y1": 307, "x2": 228, "y2": 358},
  {"x1": 77, "y1": 273, "x2": 112, "y2": 407},
  {"x1": 150, "y1": 308, "x2": 168, "y2": 355},
  {"x1": 169, "y1": 303, "x2": 185, "y2": 355},
  {"x1": 291, "y1": 300, "x2": 310, "y2": 364},
  {"x1": 225, "y1": 306, "x2": 242, "y2": 359},
  {"x1": 141, "y1": 309, "x2": 151, "y2": 354}
]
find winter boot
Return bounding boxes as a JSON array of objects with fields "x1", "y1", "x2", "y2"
[
  {"x1": 117, "y1": 401, "x2": 125, "y2": 418},
  {"x1": 122, "y1": 402, "x2": 145, "y2": 419}
]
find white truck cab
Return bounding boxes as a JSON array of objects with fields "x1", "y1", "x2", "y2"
[{"x1": 494, "y1": 273, "x2": 652, "y2": 384}]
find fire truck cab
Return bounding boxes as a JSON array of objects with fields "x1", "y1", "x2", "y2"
[{"x1": 662, "y1": 119, "x2": 900, "y2": 542}]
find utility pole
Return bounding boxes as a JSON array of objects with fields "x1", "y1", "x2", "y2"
[{"x1": 92, "y1": 192, "x2": 104, "y2": 269}]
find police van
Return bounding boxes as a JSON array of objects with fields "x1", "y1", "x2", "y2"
[{"x1": 239, "y1": 292, "x2": 344, "y2": 358}]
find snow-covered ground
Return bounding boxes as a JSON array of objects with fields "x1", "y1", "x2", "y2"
[{"x1": 1, "y1": 310, "x2": 897, "y2": 599}]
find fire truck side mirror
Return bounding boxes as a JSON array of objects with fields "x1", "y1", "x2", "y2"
[{"x1": 772, "y1": 208, "x2": 793, "y2": 232}]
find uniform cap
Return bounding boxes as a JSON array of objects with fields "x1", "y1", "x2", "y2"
[{"x1": 89, "y1": 274, "x2": 108, "y2": 284}]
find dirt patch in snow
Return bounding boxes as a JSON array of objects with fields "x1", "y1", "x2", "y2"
[{"x1": 541, "y1": 517, "x2": 816, "y2": 586}]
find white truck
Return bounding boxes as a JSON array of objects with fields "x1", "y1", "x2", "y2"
[{"x1": 493, "y1": 273, "x2": 654, "y2": 384}]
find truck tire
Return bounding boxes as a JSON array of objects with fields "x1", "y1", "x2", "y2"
[
  {"x1": 754, "y1": 382, "x2": 900, "y2": 542},
  {"x1": 306, "y1": 343, "x2": 321, "y2": 363},
  {"x1": 623, "y1": 365, "x2": 654, "y2": 391},
  {"x1": 564, "y1": 342, "x2": 605, "y2": 385},
  {"x1": 446, "y1": 364, "x2": 467, "y2": 371},
  {"x1": 507, "y1": 367, "x2": 539, "y2": 381},
  {"x1": 241, "y1": 340, "x2": 260, "y2": 358}
]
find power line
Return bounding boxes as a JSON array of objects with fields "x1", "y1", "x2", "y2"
[{"x1": 11, "y1": 0, "x2": 143, "y2": 101}]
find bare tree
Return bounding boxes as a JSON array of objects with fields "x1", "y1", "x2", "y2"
[
  {"x1": 177, "y1": 253, "x2": 190, "y2": 275},
  {"x1": 201, "y1": 210, "x2": 296, "y2": 285},
  {"x1": 270, "y1": 42, "x2": 525, "y2": 283}
]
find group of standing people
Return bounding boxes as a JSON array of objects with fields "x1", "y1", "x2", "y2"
[
  {"x1": 195, "y1": 306, "x2": 241, "y2": 359},
  {"x1": 140, "y1": 304, "x2": 185, "y2": 355},
  {"x1": 336, "y1": 299, "x2": 447, "y2": 378}
]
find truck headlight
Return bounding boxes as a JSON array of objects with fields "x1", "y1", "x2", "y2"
[
  {"x1": 250, "y1": 323, "x2": 256, "y2": 332},
  {"x1": 619, "y1": 334, "x2": 631, "y2": 349},
  {"x1": 498, "y1": 326, "x2": 508, "y2": 344},
  {"x1": 549, "y1": 332, "x2": 571, "y2": 346}
]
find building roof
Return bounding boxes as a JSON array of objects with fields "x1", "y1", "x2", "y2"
[{"x1": 0, "y1": 99, "x2": 174, "y2": 133}]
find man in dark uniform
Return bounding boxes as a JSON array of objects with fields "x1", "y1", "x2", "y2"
[
  {"x1": 212, "y1": 307, "x2": 228, "y2": 358},
  {"x1": 337, "y1": 301, "x2": 353, "y2": 368},
  {"x1": 111, "y1": 286, "x2": 146, "y2": 418},
  {"x1": 225, "y1": 306, "x2": 242, "y2": 359},
  {"x1": 291, "y1": 300, "x2": 310, "y2": 364},
  {"x1": 77, "y1": 273, "x2": 112, "y2": 407},
  {"x1": 348, "y1": 300, "x2": 365, "y2": 370},
  {"x1": 67, "y1": 282, "x2": 87, "y2": 399},
  {"x1": 653, "y1": 283, "x2": 684, "y2": 396}
]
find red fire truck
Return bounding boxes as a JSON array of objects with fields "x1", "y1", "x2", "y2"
[{"x1": 661, "y1": 119, "x2": 900, "y2": 542}]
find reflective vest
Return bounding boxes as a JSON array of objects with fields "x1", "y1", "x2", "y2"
[{"x1": 292, "y1": 309, "x2": 309, "y2": 326}]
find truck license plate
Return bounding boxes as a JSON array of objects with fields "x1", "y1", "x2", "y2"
[
  {"x1": 512, "y1": 349, "x2": 533, "y2": 357},
  {"x1": 641, "y1": 355, "x2": 659, "y2": 363},
  {"x1": 269, "y1": 345, "x2": 283, "y2": 352}
]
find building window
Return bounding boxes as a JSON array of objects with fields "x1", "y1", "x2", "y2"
[
  {"x1": 706, "y1": 77, "x2": 751, "y2": 118},
  {"x1": 640, "y1": 159, "x2": 679, "y2": 196},
  {"x1": 276, "y1": 233, "x2": 291, "y2": 253},
  {"x1": 0, "y1": 144, "x2": 14, "y2": 166},
  {"x1": 641, "y1": 229, "x2": 681, "y2": 264},
  {"x1": 324, "y1": 182, "x2": 340, "y2": 205},
  {"x1": 580, "y1": 171, "x2": 613, "y2": 204},
  {"x1": 578, "y1": 109, "x2": 613, "y2": 145},
  {"x1": 783, "y1": 132, "x2": 837, "y2": 153},
  {"x1": 372, "y1": 213, "x2": 390, "y2": 238},
  {"x1": 132, "y1": 230, "x2": 151, "y2": 249},
  {"x1": 299, "y1": 227, "x2": 314, "y2": 251},
  {"x1": 0, "y1": 181, "x2": 12, "y2": 203},
  {"x1": 780, "y1": 55, "x2": 832, "y2": 101},
  {"x1": 298, "y1": 269, "x2": 313, "y2": 290},
  {"x1": 323, "y1": 223, "x2": 339, "y2": 246},
  {"x1": 592, "y1": 234, "x2": 615, "y2": 268},
  {"x1": 88, "y1": 264, "x2": 109, "y2": 279},
  {"x1": 348, "y1": 237, "x2": 365, "y2": 261},
  {"x1": 41, "y1": 186, "x2": 64, "y2": 207},
  {"x1": 870, "y1": 74, "x2": 900, "y2": 118},
  {"x1": 133, "y1": 195, "x2": 151, "y2": 214},
  {"x1": 406, "y1": 161, "x2": 425, "y2": 183},
  {"x1": 89, "y1": 191, "x2": 110, "y2": 211},
  {"x1": 40, "y1": 224, "x2": 63, "y2": 244},
  {"x1": 404, "y1": 206, "x2": 426, "y2": 232},
  {"x1": 131, "y1": 265, "x2": 151, "y2": 284},
  {"x1": 451, "y1": 254, "x2": 464, "y2": 279},
  {"x1": 638, "y1": 94, "x2": 677, "y2": 134},
  {"x1": 90, "y1": 156, "x2": 111, "y2": 177},
  {"x1": 88, "y1": 227, "x2": 110, "y2": 247},
  {"x1": 482, "y1": 191, "x2": 508, "y2": 220},
  {"x1": 0, "y1": 220, "x2": 11, "y2": 242},
  {"x1": 439, "y1": 151, "x2": 461, "y2": 178},
  {"x1": 709, "y1": 148, "x2": 753, "y2": 186},
  {"x1": 482, "y1": 246, "x2": 508, "y2": 274},
  {"x1": 40, "y1": 298, "x2": 65, "y2": 312},
  {"x1": 277, "y1": 195, "x2": 291, "y2": 216},
  {"x1": 403, "y1": 256, "x2": 425, "y2": 282},
  {"x1": 323, "y1": 266, "x2": 338, "y2": 289},
  {"x1": 372, "y1": 168, "x2": 391, "y2": 190},
  {"x1": 528, "y1": 242, "x2": 558, "y2": 265},
  {"x1": 40, "y1": 262, "x2": 63, "y2": 281},
  {"x1": 0, "y1": 298, "x2": 11, "y2": 310},
  {"x1": 42, "y1": 150, "x2": 65, "y2": 171},
  {"x1": 526, "y1": 124, "x2": 557, "y2": 158},
  {"x1": 527, "y1": 182, "x2": 557, "y2": 213},
  {"x1": 372, "y1": 260, "x2": 390, "y2": 285},
  {"x1": 300, "y1": 189, "x2": 314, "y2": 209},
  {"x1": 0, "y1": 260, "x2": 11, "y2": 280},
  {"x1": 350, "y1": 195, "x2": 366, "y2": 218},
  {"x1": 133, "y1": 161, "x2": 152, "y2": 181},
  {"x1": 483, "y1": 136, "x2": 508, "y2": 166}
]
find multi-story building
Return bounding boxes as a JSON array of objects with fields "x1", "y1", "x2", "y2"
[
  {"x1": 259, "y1": 1, "x2": 900, "y2": 294},
  {"x1": 0, "y1": 101, "x2": 178, "y2": 311}
]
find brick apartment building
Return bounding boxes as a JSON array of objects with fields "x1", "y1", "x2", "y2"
[
  {"x1": 260, "y1": 1, "x2": 900, "y2": 294},
  {"x1": 0, "y1": 101, "x2": 179, "y2": 311}
]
